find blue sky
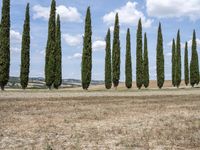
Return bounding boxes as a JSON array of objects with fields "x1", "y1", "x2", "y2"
[{"x1": 1, "y1": 0, "x2": 200, "y2": 80}]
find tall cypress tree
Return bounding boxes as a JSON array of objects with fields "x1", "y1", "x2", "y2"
[
  {"x1": 0, "y1": 0, "x2": 10, "y2": 91},
  {"x1": 54, "y1": 15, "x2": 62, "y2": 89},
  {"x1": 143, "y1": 32, "x2": 149, "y2": 88},
  {"x1": 190, "y1": 30, "x2": 199, "y2": 87},
  {"x1": 20, "y1": 3, "x2": 30, "y2": 89},
  {"x1": 184, "y1": 42, "x2": 189, "y2": 86},
  {"x1": 136, "y1": 19, "x2": 143, "y2": 89},
  {"x1": 45, "y1": 0, "x2": 56, "y2": 89},
  {"x1": 156, "y1": 23, "x2": 165, "y2": 89},
  {"x1": 175, "y1": 30, "x2": 181, "y2": 88},
  {"x1": 125, "y1": 28, "x2": 132, "y2": 89},
  {"x1": 105, "y1": 29, "x2": 112, "y2": 89},
  {"x1": 195, "y1": 31, "x2": 200, "y2": 85},
  {"x1": 112, "y1": 13, "x2": 120, "y2": 88},
  {"x1": 172, "y1": 39, "x2": 176, "y2": 87},
  {"x1": 81, "y1": 7, "x2": 92, "y2": 90}
]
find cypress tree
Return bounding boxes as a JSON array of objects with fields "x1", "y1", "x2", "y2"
[
  {"x1": 0, "y1": 0, "x2": 10, "y2": 91},
  {"x1": 143, "y1": 32, "x2": 149, "y2": 88},
  {"x1": 136, "y1": 19, "x2": 143, "y2": 89},
  {"x1": 156, "y1": 23, "x2": 165, "y2": 89},
  {"x1": 105, "y1": 29, "x2": 112, "y2": 89},
  {"x1": 172, "y1": 39, "x2": 176, "y2": 87},
  {"x1": 45, "y1": 0, "x2": 56, "y2": 89},
  {"x1": 184, "y1": 42, "x2": 189, "y2": 86},
  {"x1": 20, "y1": 3, "x2": 30, "y2": 89},
  {"x1": 125, "y1": 28, "x2": 132, "y2": 89},
  {"x1": 175, "y1": 30, "x2": 181, "y2": 88},
  {"x1": 112, "y1": 13, "x2": 120, "y2": 88},
  {"x1": 190, "y1": 30, "x2": 199, "y2": 87},
  {"x1": 54, "y1": 15, "x2": 62, "y2": 89},
  {"x1": 81, "y1": 7, "x2": 92, "y2": 90}
]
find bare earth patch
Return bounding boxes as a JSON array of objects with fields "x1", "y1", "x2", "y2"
[{"x1": 0, "y1": 88, "x2": 200, "y2": 149}]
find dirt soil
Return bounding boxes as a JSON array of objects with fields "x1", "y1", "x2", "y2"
[{"x1": 0, "y1": 87, "x2": 200, "y2": 149}]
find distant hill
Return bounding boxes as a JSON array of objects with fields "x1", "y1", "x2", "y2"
[{"x1": 8, "y1": 77, "x2": 104, "y2": 89}]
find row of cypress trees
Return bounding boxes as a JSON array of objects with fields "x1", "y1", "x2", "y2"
[
  {"x1": 104, "y1": 14, "x2": 123, "y2": 90},
  {"x1": 104, "y1": 17, "x2": 150, "y2": 90},
  {"x1": 0, "y1": 1, "x2": 31, "y2": 90},
  {"x1": 172, "y1": 30, "x2": 200, "y2": 88},
  {"x1": 0, "y1": 0, "x2": 62, "y2": 90},
  {"x1": 45, "y1": 0, "x2": 62, "y2": 90},
  {"x1": 0, "y1": 0, "x2": 199, "y2": 90},
  {"x1": 103, "y1": 15, "x2": 199, "y2": 90},
  {"x1": 82, "y1": 13, "x2": 149, "y2": 90}
]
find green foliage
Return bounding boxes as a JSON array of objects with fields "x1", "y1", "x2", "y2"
[
  {"x1": 156, "y1": 23, "x2": 165, "y2": 89},
  {"x1": 125, "y1": 28, "x2": 132, "y2": 89},
  {"x1": 54, "y1": 15, "x2": 62, "y2": 89},
  {"x1": 143, "y1": 32, "x2": 149, "y2": 88},
  {"x1": 45, "y1": 0, "x2": 56, "y2": 89},
  {"x1": 190, "y1": 30, "x2": 199, "y2": 87},
  {"x1": 136, "y1": 19, "x2": 143, "y2": 89},
  {"x1": 175, "y1": 30, "x2": 181, "y2": 88},
  {"x1": 172, "y1": 39, "x2": 176, "y2": 87},
  {"x1": 184, "y1": 42, "x2": 189, "y2": 86},
  {"x1": 112, "y1": 13, "x2": 120, "y2": 88},
  {"x1": 81, "y1": 7, "x2": 92, "y2": 90},
  {"x1": 0, "y1": 0, "x2": 10, "y2": 90},
  {"x1": 20, "y1": 3, "x2": 30, "y2": 89},
  {"x1": 105, "y1": 29, "x2": 112, "y2": 89}
]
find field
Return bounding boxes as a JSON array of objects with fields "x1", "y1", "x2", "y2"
[{"x1": 1, "y1": 82, "x2": 200, "y2": 149}]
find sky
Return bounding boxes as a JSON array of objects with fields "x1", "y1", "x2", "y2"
[{"x1": 1, "y1": 0, "x2": 200, "y2": 80}]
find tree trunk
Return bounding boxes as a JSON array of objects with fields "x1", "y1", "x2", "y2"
[{"x1": 1, "y1": 85, "x2": 4, "y2": 91}]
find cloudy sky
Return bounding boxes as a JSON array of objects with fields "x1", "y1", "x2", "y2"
[{"x1": 1, "y1": 0, "x2": 200, "y2": 80}]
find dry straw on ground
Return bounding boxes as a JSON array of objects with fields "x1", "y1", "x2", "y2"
[{"x1": 1, "y1": 85, "x2": 200, "y2": 149}]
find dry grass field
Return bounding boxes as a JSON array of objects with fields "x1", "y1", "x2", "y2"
[{"x1": 1, "y1": 82, "x2": 200, "y2": 149}]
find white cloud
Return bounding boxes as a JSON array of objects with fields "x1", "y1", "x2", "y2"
[
  {"x1": 167, "y1": 40, "x2": 188, "y2": 49},
  {"x1": 33, "y1": 5, "x2": 82, "y2": 22},
  {"x1": 167, "y1": 38, "x2": 200, "y2": 49},
  {"x1": 57, "y1": 5, "x2": 82, "y2": 22},
  {"x1": 103, "y1": 1, "x2": 153, "y2": 28},
  {"x1": 146, "y1": 0, "x2": 200, "y2": 21},
  {"x1": 68, "y1": 53, "x2": 82, "y2": 59},
  {"x1": 188, "y1": 39, "x2": 200, "y2": 47},
  {"x1": 167, "y1": 41, "x2": 172, "y2": 47},
  {"x1": 63, "y1": 34, "x2": 82, "y2": 46},
  {"x1": 93, "y1": 40, "x2": 106, "y2": 51},
  {"x1": 109, "y1": 26, "x2": 114, "y2": 32},
  {"x1": 10, "y1": 30, "x2": 21, "y2": 44},
  {"x1": 10, "y1": 30, "x2": 22, "y2": 54},
  {"x1": 32, "y1": 5, "x2": 49, "y2": 20}
]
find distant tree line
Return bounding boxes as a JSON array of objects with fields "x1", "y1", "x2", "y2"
[{"x1": 0, "y1": 0, "x2": 199, "y2": 91}]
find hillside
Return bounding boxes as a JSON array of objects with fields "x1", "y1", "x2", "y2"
[{"x1": 8, "y1": 77, "x2": 104, "y2": 89}]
